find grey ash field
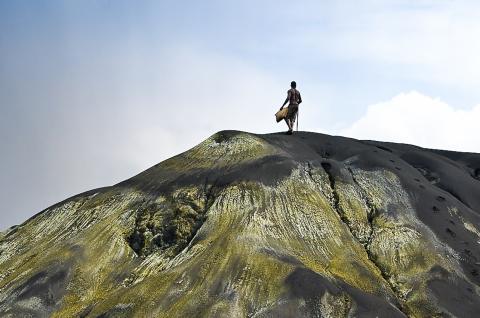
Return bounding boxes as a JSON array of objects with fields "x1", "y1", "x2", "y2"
[{"x1": 1, "y1": 130, "x2": 480, "y2": 317}]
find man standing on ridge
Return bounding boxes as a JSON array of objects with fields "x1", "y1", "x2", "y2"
[{"x1": 279, "y1": 81, "x2": 302, "y2": 135}]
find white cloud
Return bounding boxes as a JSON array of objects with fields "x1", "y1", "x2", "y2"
[
  {"x1": 298, "y1": 1, "x2": 480, "y2": 88},
  {"x1": 340, "y1": 91, "x2": 480, "y2": 152}
]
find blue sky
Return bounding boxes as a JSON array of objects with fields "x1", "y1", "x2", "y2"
[{"x1": 1, "y1": 0, "x2": 480, "y2": 229}]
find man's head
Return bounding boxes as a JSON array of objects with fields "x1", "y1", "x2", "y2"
[{"x1": 291, "y1": 81, "x2": 297, "y2": 88}]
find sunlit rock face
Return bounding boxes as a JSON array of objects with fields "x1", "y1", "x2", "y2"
[{"x1": 1, "y1": 130, "x2": 480, "y2": 317}]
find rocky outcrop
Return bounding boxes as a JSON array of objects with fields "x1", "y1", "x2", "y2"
[{"x1": 1, "y1": 131, "x2": 479, "y2": 317}]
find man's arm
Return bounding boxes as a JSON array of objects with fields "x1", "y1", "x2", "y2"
[
  {"x1": 281, "y1": 91, "x2": 291, "y2": 109},
  {"x1": 298, "y1": 92, "x2": 302, "y2": 104}
]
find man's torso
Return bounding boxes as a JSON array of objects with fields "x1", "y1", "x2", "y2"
[{"x1": 288, "y1": 88, "x2": 300, "y2": 105}]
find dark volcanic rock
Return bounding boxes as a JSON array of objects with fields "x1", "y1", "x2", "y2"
[{"x1": 1, "y1": 130, "x2": 479, "y2": 317}]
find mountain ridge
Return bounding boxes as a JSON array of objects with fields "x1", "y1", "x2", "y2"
[{"x1": 1, "y1": 130, "x2": 479, "y2": 317}]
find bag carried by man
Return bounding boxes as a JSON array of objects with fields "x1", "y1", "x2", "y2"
[{"x1": 275, "y1": 107, "x2": 289, "y2": 122}]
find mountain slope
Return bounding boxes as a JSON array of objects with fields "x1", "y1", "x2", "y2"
[{"x1": 1, "y1": 131, "x2": 480, "y2": 317}]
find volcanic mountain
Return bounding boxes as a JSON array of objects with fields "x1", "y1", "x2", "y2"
[{"x1": 1, "y1": 131, "x2": 480, "y2": 317}]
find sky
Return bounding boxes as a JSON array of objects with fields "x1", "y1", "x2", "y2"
[{"x1": 1, "y1": 0, "x2": 480, "y2": 230}]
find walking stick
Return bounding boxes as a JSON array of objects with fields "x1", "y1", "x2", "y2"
[{"x1": 296, "y1": 109, "x2": 299, "y2": 131}]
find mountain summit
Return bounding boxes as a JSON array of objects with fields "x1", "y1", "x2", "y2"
[{"x1": 1, "y1": 131, "x2": 480, "y2": 317}]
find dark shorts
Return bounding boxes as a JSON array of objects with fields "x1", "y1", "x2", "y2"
[{"x1": 287, "y1": 104, "x2": 298, "y2": 121}]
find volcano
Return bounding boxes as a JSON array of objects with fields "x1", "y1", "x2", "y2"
[{"x1": 1, "y1": 131, "x2": 480, "y2": 317}]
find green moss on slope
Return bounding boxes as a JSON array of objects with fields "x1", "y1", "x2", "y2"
[
  {"x1": 0, "y1": 132, "x2": 474, "y2": 317},
  {"x1": 161, "y1": 131, "x2": 279, "y2": 171}
]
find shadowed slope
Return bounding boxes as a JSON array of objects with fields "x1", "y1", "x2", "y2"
[{"x1": 1, "y1": 130, "x2": 479, "y2": 317}]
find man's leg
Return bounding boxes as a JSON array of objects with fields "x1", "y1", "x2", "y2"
[
  {"x1": 289, "y1": 108, "x2": 298, "y2": 133},
  {"x1": 284, "y1": 118, "x2": 292, "y2": 130},
  {"x1": 286, "y1": 118, "x2": 293, "y2": 134}
]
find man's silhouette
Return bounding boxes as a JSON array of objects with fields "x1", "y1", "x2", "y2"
[{"x1": 280, "y1": 81, "x2": 302, "y2": 135}]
